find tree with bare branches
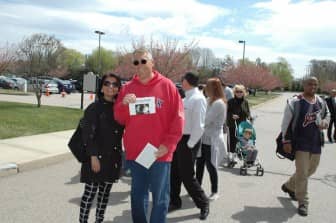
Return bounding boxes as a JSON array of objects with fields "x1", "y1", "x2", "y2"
[
  {"x1": 0, "y1": 43, "x2": 16, "y2": 74},
  {"x1": 16, "y1": 33, "x2": 64, "y2": 107}
]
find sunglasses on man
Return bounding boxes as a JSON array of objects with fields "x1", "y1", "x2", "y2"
[
  {"x1": 103, "y1": 81, "x2": 119, "y2": 88},
  {"x1": 133, "y1": 59, "x2": 148, "y2": 66}
]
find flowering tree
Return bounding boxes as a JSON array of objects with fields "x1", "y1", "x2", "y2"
[
  {"x1": 221, "y1": 64, "x2": 282, "y2": 91},
  {"x1": 113, "y1": 38, "x2": 198, "y2": 82},
  {"x1": 321, "y1": 81, "x2": 336, "y2": 93}
]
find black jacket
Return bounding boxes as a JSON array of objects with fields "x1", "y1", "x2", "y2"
[
  {"x1": 226, "y1": 97, "x2": 251, "y2": 128},
  {"x1": 80, "y1": 99, "x2": 124, "y2": 183},
  {"x1": 326, "y1": 96, "x2": 336, "y2": 120}
]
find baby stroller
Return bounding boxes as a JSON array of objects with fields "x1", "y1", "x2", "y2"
[{"x1": 228, "y1": 120, "x2": 264, "y2": 176}]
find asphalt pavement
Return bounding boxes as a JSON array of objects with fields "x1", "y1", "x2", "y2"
[{"x1": 0, "y1": 92, "x2": 335, "y2": 223}]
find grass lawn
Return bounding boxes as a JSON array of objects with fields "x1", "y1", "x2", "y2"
[
  {"x1": 0, "y1": 101, "x2": 83, "y2": 139},
  {"x1": 247, "y1": 91, "x2": 280, "y2": 107},
  {"x1": 0, "y1": 89, "x2": 32, "y2": 95}
]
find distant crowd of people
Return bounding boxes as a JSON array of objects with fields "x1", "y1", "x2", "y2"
[{"x1": 74, "y1": 48, "x2": 334, "y2": 223}]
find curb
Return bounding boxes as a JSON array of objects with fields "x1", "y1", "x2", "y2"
[
  {"x1": 0, "y1": 152, "x2": 73, "y2": 177},
  {"x1": 0, "y1": 163, "x2": 18, "y2": 177}
]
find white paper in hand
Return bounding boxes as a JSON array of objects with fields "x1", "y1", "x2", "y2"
[{"x1": 135, "y1": 143, "x2": 157, "y2": 169}]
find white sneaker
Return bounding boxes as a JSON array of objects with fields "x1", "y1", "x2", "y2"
[{"x1": 208, "y1": 193, "x2": 219, "y2": 201}]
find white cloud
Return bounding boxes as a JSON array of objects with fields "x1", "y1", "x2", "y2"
[{"x1": 249, "y1": 0, "x2": 336, "y2": 50}]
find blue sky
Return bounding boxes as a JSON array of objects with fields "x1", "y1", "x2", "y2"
[{"x1": 0, "y1": 0, "x2": 335, "y2": 78}]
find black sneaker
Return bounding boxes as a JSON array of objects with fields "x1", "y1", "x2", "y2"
[
  {"x1": 199, "y1": 206, "x2": 209, "y2": 220},
  {"x1": 281, "y1": 184, "x2": 297, "y2": 201},
  {"x1": 298, "y1": 204, "x2": 308, "y2": 216}
]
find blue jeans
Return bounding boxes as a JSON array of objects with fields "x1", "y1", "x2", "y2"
[{"x1": 127, "y1": 160, "x2": 171, "y2": 223}]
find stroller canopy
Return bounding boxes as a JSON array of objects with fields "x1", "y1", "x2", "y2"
[{"x1": 237, "y1": 121, "x2": 256, "y2": 140}]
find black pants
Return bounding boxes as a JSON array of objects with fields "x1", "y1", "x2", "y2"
[
  {"x1": 327, "y1": 118, "x2": 336, "y2": 142},
  {"x1": 79, "y1": 182, "x2": 113, "y2": 223},
  {"x1": 228, "y1": 125, "x2": 237, "y2": 153},
  {"x1": 196, "y1": 144, "x2": 218, "y2": 193},
  {"x1": 170, "y1": 135, "x2": 209, "y2": 209}
]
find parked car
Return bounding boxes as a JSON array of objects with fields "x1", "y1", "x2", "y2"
[
  {"x1": 41, "y1": 80, "x2": 59, "y2": 94},
  {"x1": 52, "y1": 78, "x2": 74, "y2": 94},
  {"x1": 175, "y1": 83, "x2": 185, "y2": 98},
  {"x1": 0, "y1": 76, "x2": 18, "y2": 89},
  {"x1": 10, "y1": 77, "x2": 27, "y2": 91},
  {"x1": 27, "y1": 78, "x2": 58, "y2": 94}
]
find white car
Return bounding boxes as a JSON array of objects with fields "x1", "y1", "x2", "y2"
[{"x1": 42, "y1": 80, "x2": 59, "y2": 94}]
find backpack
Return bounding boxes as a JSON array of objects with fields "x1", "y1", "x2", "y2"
[
  {"x1": 68, "y1": 102, "x2": 102, "y2": 163},
  {"x1": 276, "y1": 94, "x2": 327, "y2": 160}
]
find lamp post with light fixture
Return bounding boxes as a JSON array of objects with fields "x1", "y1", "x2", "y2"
[
  {"x1": 238, "y1": 40, "x2": 246, "y2": 64},
  {"x1": 94, "y1": 30, "x2": 105, "y2": 75}
]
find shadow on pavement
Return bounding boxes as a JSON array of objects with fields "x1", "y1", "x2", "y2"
[
  {"x1": 321, "y1": 174, "x2": 336, "y2": 189},
  {"x1": 69, "y1": 190, "x2": 130, "y2": 208},
  {"x1": 65, "y1": 171, "x2": 81, "y2": 184},
  {"x1": 231, "y1": 197, "x2": 296, "y2": 223},
  {"x1": 106, "y1": 210, "x2": 132, "y2": 223},
  {"x1": 167, "y1": 213, "x2": 199, "y2": 223}
]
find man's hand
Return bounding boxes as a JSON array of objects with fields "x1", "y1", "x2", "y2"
[
  {"x1": 155, "y1": 145, "x2": 168, "y2": 158},
  {"x1": 91, "y1": 156, "x2": 101, "y2": 173},
  {"x1": 283, "y1": 143, "x2": 292, "y2": 154},
  {"x1": 122, "y1": 94, "x2": 136, "y2": 105}
]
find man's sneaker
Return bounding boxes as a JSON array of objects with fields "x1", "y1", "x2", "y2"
[
  {"x1": 298, "y1": 203, "x2": 308, "y2": 216},
  {"x1": 208, "y1": 193, "x2": 219, "y2": 201},
  {"x1": 199, "y1": 206, "x2": 209, "y2": 220},
  {"x1": 281, "y1": 184, "x2": 297, "y2": 201}
]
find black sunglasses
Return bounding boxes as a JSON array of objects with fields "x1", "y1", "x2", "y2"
[
  {"x1": 133, "y1": 59, "x2": 147, "y2": 66},
  {"x1": 103, "y1": 81, "x2": 119, "y2": 88}
]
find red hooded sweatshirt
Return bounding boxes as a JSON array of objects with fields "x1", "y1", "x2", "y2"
[{"x1": 114, "y1": 71, "x2": 184, "y2": 162}]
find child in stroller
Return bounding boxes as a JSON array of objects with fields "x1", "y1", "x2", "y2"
[{"x1": 230, "y1": 121, "x2": 264, "y2": 176}]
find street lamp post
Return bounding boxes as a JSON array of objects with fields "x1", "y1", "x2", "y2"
[
  {"x1": 238, "y1": 40, "x2": 246, "y2": 64},
  {"x1": 94, "y1": 30, "x2": 105, "y2": 75}
]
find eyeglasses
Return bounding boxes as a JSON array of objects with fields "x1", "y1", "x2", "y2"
[
  {"x1": 133, "y1": 59, "x2": 147, "y2": 66},
  {"x1": 103, "y1": 81, "x2": 119, "y2": 88},
  {"x1": 235, "y1": 91, "x2": 243, "y2": 93}
]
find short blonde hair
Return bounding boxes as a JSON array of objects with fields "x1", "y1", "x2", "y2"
[
  {"x1": 233, "y1": 84, "x2": 247, "y2": 97},
  {"x1": 132, "y1": 48, "x2": 153, "y2": 60}
]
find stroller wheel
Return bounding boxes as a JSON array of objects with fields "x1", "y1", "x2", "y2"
[
  {"x1": 227, "y1": 161, "x2": 237, "y2": 168},
  {"x1": 256, "y1": 167, "x2": 264, "y2": 176},
  {"x1": 240, "y1": 167, "x2": 247, "y2": 176}
]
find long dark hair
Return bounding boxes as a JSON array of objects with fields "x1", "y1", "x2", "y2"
[{"x1": 97, "y1": 73, "x2": 122, "y2": 100}]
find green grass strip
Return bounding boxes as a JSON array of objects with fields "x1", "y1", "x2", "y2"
[{"x1": 0, "y1": 101, "x2": 83, "y2": 139}]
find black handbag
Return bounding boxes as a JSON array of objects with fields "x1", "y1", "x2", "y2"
[
  {"x1": 68, "y1": 118, "x2": 88, "y2": 163},
  {"x1": 276, "y1": 132, "x2": 295, "y2": 161}
]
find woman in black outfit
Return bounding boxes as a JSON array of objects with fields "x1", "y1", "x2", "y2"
[
  {"x1": 79, "y1": 73, "x2": 124, "y2": 223},
  {"x1": 226, "y1": 84, "x2": 250, "y2": 166}
]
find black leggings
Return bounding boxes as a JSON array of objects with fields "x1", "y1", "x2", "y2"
[
  {"x1": 79, "y1": 182, "x2": 113, "y2": 223},
  {"x1": 196, "y1": 144, "x2": 218, "y2": 193}
]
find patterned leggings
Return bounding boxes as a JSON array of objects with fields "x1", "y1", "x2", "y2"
[{"x1": 79, "y1": 182, "x2": 113, "y2": 223}]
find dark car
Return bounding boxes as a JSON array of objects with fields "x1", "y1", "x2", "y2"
[
  {"x1": 0, "y1": 76, "x2": 17, "y2": 89},
  {"x1": 175, "y1": 83, "x2": 185, "y2": 98},
  {"x1": 52, "y1": 78, "x2": 74, "y2": 94}
]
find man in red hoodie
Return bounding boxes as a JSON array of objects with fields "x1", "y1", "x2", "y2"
[{"x1": 114, "y1": 48, "x2": 184, "y2": 223}]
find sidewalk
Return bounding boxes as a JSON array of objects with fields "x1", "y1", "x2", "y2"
[{"x1": 0, "y1": 130, "x2": 74, "y2": 177}]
